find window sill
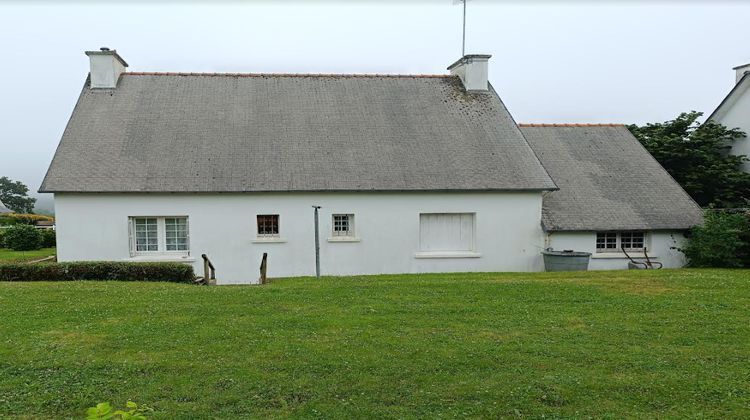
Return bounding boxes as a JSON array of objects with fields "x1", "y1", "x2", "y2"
[
  {"x1": 327, "y1": 237, "x2": 361, "y2": 243},
  {"x1": 414, "y1": 251, "x2": 482, "y2": 259},
  {"x1": 592, "y1": 252, "x2": 657, "y2": 260},
  {"x1": 252, "y1": 237, "x2": 287, "y2": 243},
  {"x1": 125, "y1": 255, "x2": 195, "y2": 263}
]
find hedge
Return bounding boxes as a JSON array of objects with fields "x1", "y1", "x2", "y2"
[
  {"x1": 3, "y1": 225, "x2": 42, "y2": 251},
  {"x1": 0, "y1": 213, "x2": 54, "y2": 226},
  {"x1": 0, "y1": 261, "x2": 195, "y2": 283},
  {"x1": 40, "y1": 229, "x2": 56, "y2": 248}
]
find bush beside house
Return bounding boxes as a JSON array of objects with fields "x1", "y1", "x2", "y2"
[
  {"x1": 2, "y1": 225, "x2": 42, "y2": 251},
  {"x1": 682, "y1": 210, "x2": 750, "y2": 268},
  {"x1": 40, "y1": 229, "x2": 56, "y2": 248},
  {"x1": 0, "y1": 261, "x2": 195, "y2": 283}
]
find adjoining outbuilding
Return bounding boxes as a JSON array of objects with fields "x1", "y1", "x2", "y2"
[
  {"x1": 521, "y1": 124, "x2": 703, "y2": 270},
  {"x1": 39, "y1": 49, "x2": 702, "y2": 282}
]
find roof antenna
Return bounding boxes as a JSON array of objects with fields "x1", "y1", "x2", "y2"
[{"x1": 454, "y1": 0, "x2": 470, "y2": 57}]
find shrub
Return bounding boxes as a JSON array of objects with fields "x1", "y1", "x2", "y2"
[
  {"x1": 3, "y1": 225, "x2": 42, "y2": 251},
  {"x1": 0, "y1": 261, "x2": 195, "y2": 283},
  {"x1": 681, "y1": 210, "x2": 750, "y2": 268},
  {"x1": 40, "y1": 229, "x2": 56, "y2": 248},
  {"x1": 0, "y1": 228, "x2": 6, "y2": 248},
  {"x1": 0, "y1": 216, "x2": 20, "y2": 226}
]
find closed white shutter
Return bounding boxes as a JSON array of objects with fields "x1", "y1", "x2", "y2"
[
  {"x1": 419, "y1": 213, "x2": 475, "y2": 252},
  {"x1": 185, "y1": 217, "x2": 191, "y2": 256},
  {"x1": 127, "y1": 218, "x2": 135, "y2": 257}
]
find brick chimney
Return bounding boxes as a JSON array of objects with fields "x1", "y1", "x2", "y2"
[
  {"x1": 447, "y1": 54, "x2": 491, "y2": 92},
  {"x1": 85, "y1": 47, "x2": 128, "y2": 89}
]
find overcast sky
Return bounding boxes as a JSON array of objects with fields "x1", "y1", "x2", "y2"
[{"x1": 0, "y1": 0, "x2": 748, "y2": 204}]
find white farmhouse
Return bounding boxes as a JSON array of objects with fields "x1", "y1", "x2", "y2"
[
  {"x1": 708, "y1": 63, "x2": 750, "y2": 172},
  {"x1": 40, "y1": 49, "x2": 703, "y2": 283}
]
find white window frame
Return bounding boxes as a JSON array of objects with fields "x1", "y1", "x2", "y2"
[
  {"x1": 595, "y1": 231, "x2": 647, "y2": 253},
  {"x1": 128, "y1": 216, "x2": 190, "y2": 257},
  {"x1": 256, "y1": 214, "x2": 281, "y2": 238},
  {"x1": 415, "y1": 212, "x2": 480, "y2": 259},
  {"x1": 595, "y1": 232, "x2": 618, "y2": 252},
  {"x1": 332, "y1": 214, "x2": 355, "y2": 237}
]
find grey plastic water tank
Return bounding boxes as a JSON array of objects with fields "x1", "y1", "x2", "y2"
[{"x1": 542, "y1": 250, "x2": 592, "y2": 272}]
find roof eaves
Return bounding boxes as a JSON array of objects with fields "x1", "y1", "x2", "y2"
[
  {"x1": 39, "y1": 187, "x2": 558, "y2": 194},
  {"x1": 518, "y1": 123, "x2": 625, "y2": 128},
  {"x1": 124, "y1": 72, "x2": 452, "y2": 79}
]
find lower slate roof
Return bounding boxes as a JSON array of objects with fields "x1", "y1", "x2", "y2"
[
  {"x1": 521, "y1": 125, "x2": 703, "y2": 232},
  {"x1": 40, "y1": 73, "x2": 556, "y2": 193}
]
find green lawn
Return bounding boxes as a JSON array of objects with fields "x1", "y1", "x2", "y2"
[
  {"x1": 0, "y1": 247, "x2": 56, "y2": 263},
  {"x1": 0, "y1": 270, "x2": 748, "y2": 418}
]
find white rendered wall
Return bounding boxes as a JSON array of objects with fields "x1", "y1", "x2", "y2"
[
  {"x1": 713, "y1": 80, "x2": 750, "y2": 172},
  {"x1": 546, "y1": 231, "x2": 689, "y2": 270},
  {"x1": 54, "y1": 192, "x2": 546, "y2": 284}
]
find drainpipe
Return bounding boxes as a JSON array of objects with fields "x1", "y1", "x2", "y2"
[{"x1": 312, "y1": 206, "x2": 321, "y2": 278}]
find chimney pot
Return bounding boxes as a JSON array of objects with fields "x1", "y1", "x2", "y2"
[
  {"x1": 447, "y1": 54, "x2": 492, "y2": 92},
  {"x1": 85, "y1": 48, "x2": 128, "y2": 89}
]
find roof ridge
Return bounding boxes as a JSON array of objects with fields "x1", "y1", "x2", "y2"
[
  {"x1": 518, "y1": 123, "x2": 625, "y2": 127},
  {"x1": 125, "y1": 72, "x2": 452, "y2": 79}
]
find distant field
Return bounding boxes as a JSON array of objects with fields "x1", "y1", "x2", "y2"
[
  {"x1": 0, "y1": 247, "x2": 55, "y2": 263},
  {"x1": 0, "y1": 270, "x2": 748, "y2": 418}
]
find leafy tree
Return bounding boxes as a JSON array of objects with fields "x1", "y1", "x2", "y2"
[
  {"x1": 0, "y1": 176, "x2": 36, "y2": 213},
  {"x1": 628, "y1": 112, "x2": 750, "y2": 208}
]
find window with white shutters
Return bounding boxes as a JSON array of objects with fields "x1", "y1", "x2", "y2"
[{"x1": 419, "y1": 213, "x2": 475, "y2": 252}]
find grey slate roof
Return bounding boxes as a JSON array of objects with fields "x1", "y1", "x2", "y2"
[
  {"x1": 521, "y1": 125, "x2": 703, "y2": 232},
  {"x1": 40, "y1": 73, "x2": 556, "y2": 193}
]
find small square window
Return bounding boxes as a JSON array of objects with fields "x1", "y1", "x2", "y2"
[
  {"x1": 332, "y1": 214, "x2": 354, "y2": 237},
  {"x1": 257, "y1": 214, "x2": 279, "y2": 237}
]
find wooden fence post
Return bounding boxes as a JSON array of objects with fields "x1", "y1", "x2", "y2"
[
  {"x1": 202, "y1": 254, "x2": 209, "y2": 284},
  {"x1": 259, "y1": 252, "x2": 268, "y2": 284}
]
